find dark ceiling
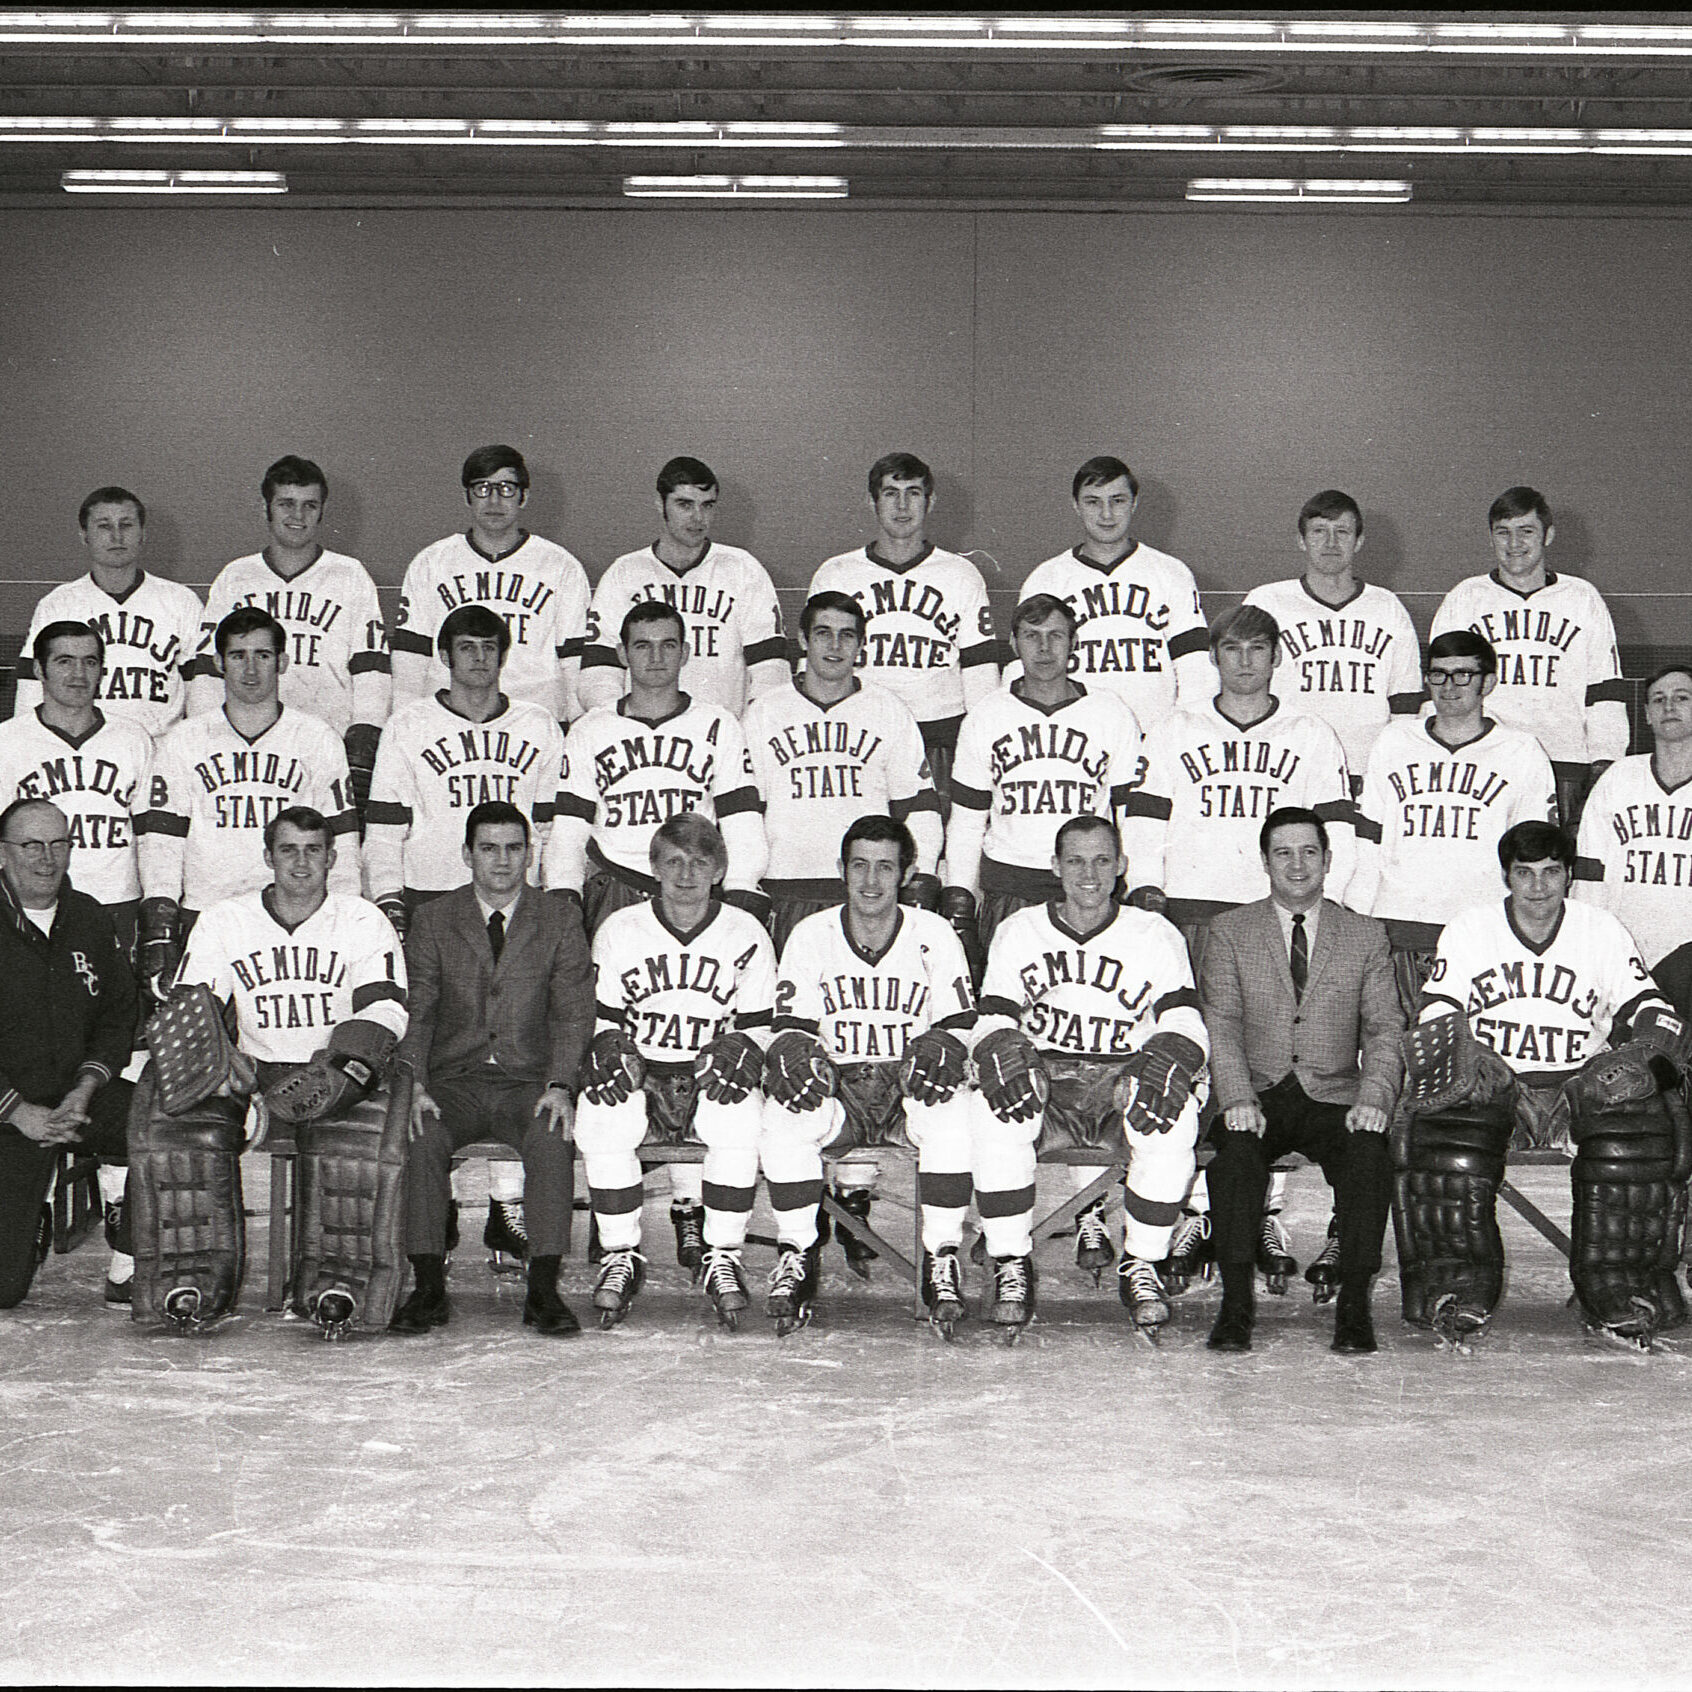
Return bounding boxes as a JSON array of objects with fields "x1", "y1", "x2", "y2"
[{"x1": 3, "y1": 10, "x2": 1692, "y2": 207}]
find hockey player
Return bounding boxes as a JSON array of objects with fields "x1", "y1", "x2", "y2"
[
  {"x1": 809, "y1": 452, "x2": 1000, "y2": 806},
  {"x1": 577, "y1": 456, "x2": 789, "y2": 717},
  {"x1": 14, "y1": 486, "x2": 202, "y2": 742},
  {"x1": 745, "y1": 589, "x2": 942, "y2": 954},
  {"x1": 161, "y1": 805, "x2": 409, "y2": 1335},
  {"x1": 544, "y1": 600, "x2": 768, "y2": 935},
  {"x1": 1012, "y1": 455, "x2": 1208, "y2": 731},
  {"x1": 391, "y1": 445, "x2": 591, "y2": 723},
  {"x1": 1430, "y1": 486, "x2": 1628, "y2": 827},
  {"x1": 576, "y1": 814, "x2": 776, "y2": 1331},
  {"x1": 185, "y1": 456, "x2": 390, "y2": 816},
  {"x1": 970, "y1": 813, "x2": 1209, "y2": 1334},
  {"x1": 1243, "y1": 490, "x2": 1424, "y2": 785},
  {"x1": 1574, "y1": 665, "x2": 1692, "y2": 1014},
  {"x1": 759, "y1": 815, "x2": 978, "y2": 1335},
  {"x1": 1400, "y1": 819, "x2": 1686, "y2": 1348},
  {"x1": 135, "y1": 607, "x2": 360, "y2": 1001}
]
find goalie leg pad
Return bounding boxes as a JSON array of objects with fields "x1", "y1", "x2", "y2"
[
  {"x1": 1391, "y1": 1105, "x2": 1511, "y2": 1328},
  {"x1": 127, "y1": 1072, "x2": 246, "y2": 1327},
  {"x1": 289, "y1": 1079, "x2": 409, "y2": 1333}
]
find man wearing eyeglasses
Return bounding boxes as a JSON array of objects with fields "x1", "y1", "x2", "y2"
[
  {"x1": 391, "y1": 445, "x2": 591, "y2": 724},
  {"x1": 0, "y1": 798, "x2": 137, "y2": 1310}
]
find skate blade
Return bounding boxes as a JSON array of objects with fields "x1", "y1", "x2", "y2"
[
  {"x1": 928, "y1": 1306, "x2": 965, "y2": 1342},
  {"x1": 1262, "y1": 1272, "x2": 1289, "y2": 1296},
  {"x1": 773, "y1": 1304, "x2": 814, "y2": 1338},
  {"x1": 845, "y1": 1259, "x2": 872, "y2": 1283},
  {"x1": 597, "y1": 1309, "x2": 626, "y2": 1330},
  {"x1": 1311, "y1": 1283, "x2": 1337, "y2": 1306},
  {"x1": 1131, "y1": 1321, "x2": 1163, "y2": 1349},
  {"x1": 715, "y1": 1307, "x2": 743, "y2": 1332},
  {"x1": 311, "y1": 1290, "x2": 358, "y2": 1340},
  {"x1": 486, "y1": 1252, "x2": 525, "y2": 1280}
]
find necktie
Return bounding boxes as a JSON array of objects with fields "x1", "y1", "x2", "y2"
[
  {"x1": 488, "y1": 907, "x2": 506, "y2": 963},
  {"x1": 1290, "y1": 912, "x2": 1308, "y2": 1000}
]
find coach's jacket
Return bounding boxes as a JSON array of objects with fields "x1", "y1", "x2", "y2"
[
  {"x1": 399, "y1": 883, "x2": 594, "y2": 1093},
  {"x1": 1199, "y1": 895, "x2": 1402, "y2": 1116}
]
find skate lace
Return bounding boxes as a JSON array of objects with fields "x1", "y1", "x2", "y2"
[
  {"x1": 598, "y1": 1248, "x2": 640, "y2": 1296},
  {"x1": 995, "y1": 1256, "x2": 1030, "y2": 1301},
  {"x1": 1076, "y1": 1207, "x2": 1112, "y2": 1253},
  {"x1": 493, "y1": 1199, "x2": 529, "y2": 1244},
  {"x1": 1259, "y1": 1214, "x2": 1293, "y2": 1258},
  {"x1": 1311, "y1": 1229, "x2": 1341, "y2": 1270},
  {"x1": 1121, "y1": 1257, "x2": 1164, "y2": 1304},
  {"x1": 1170, "y1": 1212, "x2": 1210, "y2": 1261},
  {"x1": 701, "y1": 1246, "x2": 744, "y2": 1296},
  {"x1": 768, "y1": 1248, "x2": 808, "y2": 1296},
  {"x1": 929, "y1": 1250, "x2": 963, "y2": 1301},
  {"x1": 674, "y1": 1206, "x2": 705, "y2": 1248}
]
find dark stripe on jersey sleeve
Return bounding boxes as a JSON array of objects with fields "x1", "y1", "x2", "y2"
[
  {"x1": 553, "y1": 792, "x2": 597, "y2": 823},
  {"x1": 390, "y1": 628, "x2": 432, "y2": 658},
  {"x1": 1119, "y1": 791, "x2": 1172, "y2": 821},
  {"x1": 715, "y1": 785, "x2": 765, "y2": 818},
  {"x1": 1586, "y1": 678, "x2": 1630, "y2": 705},
  {"x1": 949, "y1": 779, "x2": 992, "y2": 812},
  {"x1": 1573, "y1": 854, "x2": 1606, "y2": 883},
  {"x1": 1109, "y1": 782, "x2": 1135, "y2": 809},
  {"x1": 744, "y1": 636, "x2": 789, "y2": 667},
  {"x1": 1313, "y1": 800, "x2": 1356, "y2": 826},
  {"x1": 348, "y1": 650, "x2": 390, "y2": 675},
  {"x1": 890, "y1": 789, "x2": 942, "y2": 820},
  {"x1": 1615, "y1": 989, "x2": 1668, "y2": 1034},
  {"x1": 979, "y1": 994, "x2": 1024, "y2": 1022},
  {"x1": 959, "y1": 639, "x2": 1000, "y2": 670},
  {"x1": 328, "y1": 808, "x2": 360, "y2": 838},
  {"x1": 595, "y1": 1000, "x2": 628, "y2": 1027},
  {"x1": 12, "y1": 657, "x2": 34, "y2": 682},
  {"x1": 532, "y1": 798, "x2": 556, "y2": 826},
  {"x1": 579, "y1": 643, "x2": 622, "y2": 673},
  {"x1": 183, "y1": 653, "x2": 220, "y2": 680},
  {"x1": 1153, "y1": 987, "x2": 1201, "y2": 1018},
  {"x1": 1388, "y1": 689, "x2": 1427, "y2": 715},
  {"x1": 133, "y1": 809, "x2": 190, "y2": 838},
  {"x1": 734, "y1": 1008, "x2": 774, "y2": 1031},
  {"x1": 772, "y1": 1013, "x2": 821, "y2": 1037},
  {"x1": 560, "y1": 636, "x2": 585, "y2": 659},
  {"x1": 1354, "y1": 815, "x2": 1384, "y2": 845},
  {"x1": 935, "y1": 1008, "x2": 978, "y2": 1032},
  {"x1": 352, "y1": 981, "x2": 407, "y2": 1013},
  {"x1": 363, "y1": 800, "x2": 412, "y2": 827},
  {"x1": 1168, "y1": 627, "x2": 1211, "y2": 660}
]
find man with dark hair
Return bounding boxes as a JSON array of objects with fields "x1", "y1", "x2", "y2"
[
  {"x1": 0, "y1": 797, "x2": 136, "y2": 1310},
  {"x1": 388, "y1": 800, "x2": 593, "y2": 1337},
  {"x1": 15, "y1": 486, "x2": 202, "y2": 743},
  {"x1": 186, "y1": 455, "x2": 390, "y2": 814},
  {"x1": 1397, "y1": 818, "x2": 1687, "y2": 1349},
  {"x1": 392, "y1": 445, "x2": 591, "y2": 723},
  {"x1": 810, "y1": 452, "x2": 1000, "y2": 807},
  {"x1": 579, "y1": 455, "x2": 788, "y2": 716},
  {"x1": 1200, "y1": 807, "x2": 1403, "y2": 1354},
  {"x1": 1244, "y1": 490, "x2": 1424, "y2": 788},
  {"x1": 1431, "y1": 485, "x2": 1628, "y2": 825},
  {"x1": 1013, "y1": 454, "x2": 1208, "y2": 732}
]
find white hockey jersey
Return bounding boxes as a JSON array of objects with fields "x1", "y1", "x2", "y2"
[
  {"x1": 136, "y1": 706, "x2": 361, "y2": 910},
  {"x1": 178, "y1": 888, "x2": 408, "y2": 1066},
  {"x1": 744, "y1": 678, "x2": 942, "y2": 886},
  {"x1": 14, "y1": 571, "x2": 204, "y2": 741},
  {"x1": 592, "y1": 898, "x2": 776, "y2": 1061},
  {"x1": 0, "y1": 708, "x2": 154, "y2": 905},
  {"x1": 774, "y1": 905, "x2": 976, "y2": 1063},
  {"x1": 1351, "y1": 717, "x2": 1557, "y2": 924},
  {"x1": 1421, "y1": 898, "x2": 1668, "y2": 1083},
  {"x1": 1242, "y1": 577, "x2": 1424, "y2": 772},
  {"x1": 1013, "y1": 542, "x2": 1209, "y2": 730},
  {"x1": 809, "y1": 545, "x2": 999, "y2": 729},
  {"x1": 1430, "y1": 571, "x2": 1628, "y2": 767},
  {"x1": 363, "y1": 692, "x2": 564, "y2": 900},
  {"x1": 1119, "y1": 697, "x2": 1356, "y2": 905},
  {"x1": 185, "y1": 548, "x2": 391, "y2": 735},
  {"x1": 1573, "y1": 754, "x2": 1692, "y2": 966},
  {"x1": 577, "y1": 541, "x2": 788, "y2": 717},
  {"x1": 391, "y1": 531, "x2": 590, "y2": 721},
  {"x1": 544, "y1": 697, "x2": 767, "y2": 895},
  {"x1": 946, "y1": 683, "x2": 1143, "y2": 895},
  {"x1": 977, "y1": 900, "x2": 1209, "y2": 1068}
]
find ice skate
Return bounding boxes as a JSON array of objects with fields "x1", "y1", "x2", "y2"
[
  {"x1": 831, "y1": 1188, "x2": 877, "y2": 1281},
  {"x1": 593, "y1": 1247, "x2": 646, "y2": 1329},
  {"x1": 1257, "y1": 1212, "x2": 1297, "y2": 1295},
  {"x1": 922, "y1": 1246, "x2": 968, "y2": 1340},
  {"x1": 671, "y1": 1201, "x2": 706, "y2": 1282},
  {"x1": 991, "y1": 1253, "x2": 1034, "y2": 1337},
  {"x1": 1430, "y1": 1291, "x2": 1488, "y2": 1355},
  {"x1": 1305, "y1": 1217, "x2": 1341, "y2": 1305},
  {"x1": 701, "y1": 1245, "x2": 749, "y2": 1331},
  {"x1": 1118, "y1": 1254, "x2": 1170, "y2": 1340},
  {"x1": 483, "y1": 1197, "x2": 528, "y2": 1278},
  {"x1": 765, "y1": 1244, "x2": 820, "y2": 1337},
  {"x1": 1074, "y1": 1203, "x2": 1113, "y2": 1286},
  {"x1": 309, "y1": 1285, "x2": 357, "y2": 1341},
  {"x1": 1160, "y1": 1209, "x2": 1211, "y2": 1295},
  {"x1": 1585, "y1": 1294, "x2": 1660, "y2": 1356}
]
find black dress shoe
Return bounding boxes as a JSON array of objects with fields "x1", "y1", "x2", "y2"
[
  {"x1": 1207, "y1": 1300, "x2": 1254, "y2": 1352},
  {"x1": 388, "y1": 1284, "x2": 449, "y2": 1335},
  {"x1": 1331, "y1": 1296, "x2": 1378, "y2": 1354},
  {"x1": 523, "y1": 1280, "x2": 582, "y2": 1336}
]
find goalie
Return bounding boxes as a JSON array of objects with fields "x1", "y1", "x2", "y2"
[
  {"x1": 135, "y1": 805, "x2": 409, "y2": 1336},
  {"x1": 1401, "y1": 819, "x2": 1690, "y2": 1349}
]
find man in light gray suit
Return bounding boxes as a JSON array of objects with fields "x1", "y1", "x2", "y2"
[
  {"x1": 390, "y1": 801, "x2": 594, "y2": 1337},
  {"x1": 1200, "y1": 806, "x2": 1403, "y2": 1354}
]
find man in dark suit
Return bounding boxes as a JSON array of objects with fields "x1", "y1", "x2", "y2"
[
  {"x1": 1200, "y1": 806, "x2": 1403, "y2": 1354},
  {"x1": 389, "y1": 801, "x2": 594, "y2": 1336}
]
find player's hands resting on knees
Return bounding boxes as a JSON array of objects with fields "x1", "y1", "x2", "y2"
[
  {"x1": 1224, "y1": 1101, "x2": 1268, "y2": 1137},
  {"x1": 533, "y1": 1085, "x2": 572, "y2": 1135},
  {"x1": 409, "y1": 1085, "x2": 441, "y2": 1142},
  {"x1": 1345, "y1": 1102, "x2": 1389, "y2": 1134}
]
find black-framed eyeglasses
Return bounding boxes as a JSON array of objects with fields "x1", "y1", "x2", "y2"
[
  {"x1": 1426, "y1": 668, "x2": 1485, "y2": 687},
  {"x1": 467, "y1": 480, "x2": 523, "y2": 500}
]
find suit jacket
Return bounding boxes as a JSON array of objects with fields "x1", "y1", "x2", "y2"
[
  {"x1": 399, "y1": 883, "x2": 594, "y2": 1092},
  {"x1": 1200, "y1": 895, "x2": 1402, "y2": 1114}
]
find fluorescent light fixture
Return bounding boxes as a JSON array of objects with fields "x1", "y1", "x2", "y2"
[
  {"x1": 61, "y1": 167, "x2": 287, "y2": 193},
  {"x1": 623, "y1": 173, "x2": 848, "y2": 199},
  {"x1": 1187, "y1": 177, "x2": 1413, "y2": 202}
]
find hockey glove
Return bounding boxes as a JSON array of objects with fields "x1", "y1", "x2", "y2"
[
  {"x1": 763, "y1": 1030, "x2": 839, "y2": 1112},
  {"x1": 1114, "y1": 1032, "x2": 1205, "y2": 1136},
  {"x1": 898, "y1": 1027, "x2": 970, "y2": 1105},
  {"x1": 695, "y1": 1029, "x2": 765, "y2": 1104},
  {"x1": 137, "y1": 895, "x2": 184, "y2": 1004},
  {"x1": 899, "y1": 872, "x2": 943, "y2": 913},
  {"x1": 263, "y1": 1018, "x2": 397, "y2": 1125},
  {"x1": 972, "y1": 1028, "x2": 1049, "y2": 1123},
  {"x1": 1627, "y1": 1003, "x2": 1692, "y2": 1086},
  {"x1": 1125, "y1": 885, "x2": 1169, "y2": 916},
  {"x1": 375, "y1": 894, "x2": 409, "y2": 943},
  {"x1": 145, "y1": 983, "x2": 259, "y2": 1115},
  {"x1": 939, "y1": 886, "x2": 987, "y2": 991},
  {"x1": 344, "y1": 722, "x2": 380, "y2": 819},
  {"x1": 1403, "y1": 1012, "x2": 1515, "y2": 1113},
  {"x1": 582, "y1": 1028, "x2": 645, "y2": 1106}
]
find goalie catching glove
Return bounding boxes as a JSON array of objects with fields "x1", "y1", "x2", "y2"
[
  {"x1": 972, "y1": 1027, "x2": 1049, "y2": 1123},
  {"x1": 1402, "y1": 1012, "x2": 1516, "y2": 1114},
  {"x1": 1624, "y1": 1004, "x2": 1692, "y2": 1088},
  {"x1": 899, "y1": 1027, "x2": 969, "y2": 1105},
  {"x1": 1565, "y1": 1043, "x2": 1671, "y2": 1119},
  {"x1": 581, "y1": 1028, "x2": 645, "y2": 1105},
  {"x1": 763, "y1": 1030, "x2": 839, "y2": 1112},
  {"x1": 145, "y1": 983, "x2": 259, "y2": 1116},
  {"x1": 694, "y1": 1029, "x2": 764, "y2": 1104},
  {"x1": 1113, "y1": 1033, "x2": 1206, "y2": 1136},
  {"x1": 263, "y1": 1019, "x2": 398, "y2": 1125}
]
